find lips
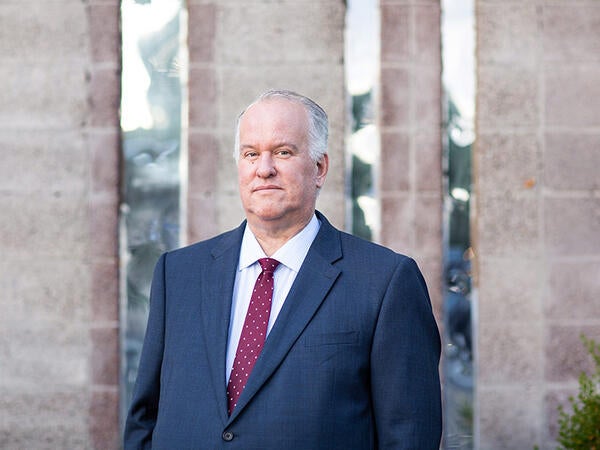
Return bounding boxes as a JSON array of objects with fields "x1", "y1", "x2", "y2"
[{"x1": 253, "y1": 185, "x2": 282, "y2": 192}]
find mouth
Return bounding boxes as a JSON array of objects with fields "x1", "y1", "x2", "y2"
[{"x1": 253, "y1": 185, "x2": 282, "y2": 193}]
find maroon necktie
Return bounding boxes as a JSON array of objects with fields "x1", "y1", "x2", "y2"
[{"x1": 227, "y1": 257, "x2": 280, "y2": 415}]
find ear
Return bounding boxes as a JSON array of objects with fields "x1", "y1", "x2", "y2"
[{"x1": 315, "y1": 153, "x2": 329, "y2": 188}]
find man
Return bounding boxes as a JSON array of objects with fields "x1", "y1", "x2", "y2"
[{"x1": 124, "y1": 90, "x2": 442, "y2": 449}]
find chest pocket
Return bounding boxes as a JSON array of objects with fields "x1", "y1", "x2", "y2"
[{"x1": 303, "y1": 331, "x2": 359, "y2": 347}]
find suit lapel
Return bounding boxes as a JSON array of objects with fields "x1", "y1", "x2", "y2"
[
  {"x1": 198, "y1": 223, "x2": 245, "y2": 424},
  {"x1": 228, "y1": 214, "x2": 342, "y2": 422}
]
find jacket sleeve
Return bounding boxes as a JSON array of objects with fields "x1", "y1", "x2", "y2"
[
  {"x1": 370, "y1": 256, "x2": 442, "y2": 450},
  {"x1": 123, "y1": 253, "x2": 167, "y2": 449}
]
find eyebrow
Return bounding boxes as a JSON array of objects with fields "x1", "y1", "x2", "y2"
[{"x1": 240, "y1": 142, "x2": 300, "y2": 152}]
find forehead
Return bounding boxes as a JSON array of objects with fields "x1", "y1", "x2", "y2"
[{"x1": 239, "y1": 98, "x2": 309, "y2": 140}]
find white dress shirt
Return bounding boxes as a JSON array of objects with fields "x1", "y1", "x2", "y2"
[{"x1": 225, "y1": 214, "x2": 321, "y2": 384}]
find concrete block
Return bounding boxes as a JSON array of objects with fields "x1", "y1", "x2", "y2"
[
  {"x1": 188, "y1": 3, "x2": 216, "y2": 63},
  {"x1": 218, "y1": 65, "x2": 346, "y2": 134},
  {"x1": 477, "y1": 3, "x2": 538, "y2": 67},
  {"x1": 91, "y1": 261, "x2": 119, "y2": 323},
  {"x1": 0, "y1": 130, "x2": 87, "y2": 195},
  {"x1": 544, "y1": 388, "x2": 577, "y2": 445},
  {"x1": 380, "y1": 4, "x2": 410, "y2": 63},
  {"x1": 544, "y1": 133, "x2": 600, "y2": 191},
  {"x1": 414, "y1": 68, "x2": 442, "y2": 129},
  {"x1": 478, "y1": 386, "x2": 542, "y2": 450},
  {"x1": 189, "y1": 131, "x2": 219, "y2": 195},
  {"x1": 315, "y1": 189, "x2": 345, "y2": 231},
  {"x1": 87, "y1": 3, "x2": 120, "y2": 64},
  {"x1": 380, "y1": 195, "x2": 413, "y2": 253},
  {"x1": 414, "y1": 195, "x2": 442, "y2": 259},
  {"x1": 477, "y1": 132, "x2": 539, "y2": 196},
  {"x1": 415, "y1": 133, "x2": 442, "y2": 192},
  {"x1": 544, "y1": 260, "x2": 600, "y2": 321},
  {"x1": 189, "y1": 67, "x2": 217, "y2": 128},
  {"x1": 545, "y1": 67, "x2": 600, "y2": 128},
  {"x1": 1, "y1": 325, "x2": 88, "y2": 388},
  {"x1": 88, "y1": 67, "x2": 121, "y2": 128},
  {"x1": 415, "y1": 4, "x2": 441, "y2": 66},
  {"x1": 545, "y1": 324, "x2": 600, "y2": 382},
  {"x1": 0, "y1": 388, "x2": 90, "y2": 449},
  {"x1": 88, "y1": 198, "x2": 119, "y2": 259},
  {"x1": 415, "y1": 256, "x2": 443, "y2": 322},
  {"x1": 478, "y1": 257, "x2": 542, "y2": 323},
  {"x1": 89, "y1": 389, "x2": 119, "y2": 450},
  {"x1": 478, "y1": 322, "x2": 543, "y2": 383},
  {"x1": 90, "y1": 327, "x2": 119, "y2": 386},
  {"x1": 0, "y1": 193, "x2": 88, "y2": 258},
  {"x1": 380, "y1": 131, "x2": 410, "y2": 192},
  {"x1": 0, "y1": 63, "x2": 87, "y2": 129},
  {"x1": 380, "y1": 67, "x2": 410, "y2": 128},
  {"x1": 543, "y1": 5, "x2": 600, "y2": 62},
  {"x1": 89, "y1": 130, "x2": 120, "y2": 198},
  {"x1": 476, "y1": 195, "x2": 539, "y2": 257},
  {"x1": 0, "y1": 3, "x2": 87, "y2": 62},
  {"x1": 477, "y1": 67, "x2": 538, "y2": 129},
  {"x1": 544, "y1": 198, "x2": 600, "y2": 257},
  {"x1": 187, "y1": 194, "x2": 218, "y2": 243},
  {"x1": 0, "y1": 258, "x2": 90, "y2": 326},
  {"x1": 217, "y1": 2, "x2": 344, "y2": 64}
]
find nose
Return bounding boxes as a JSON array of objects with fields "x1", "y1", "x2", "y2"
[{"x1": 256, "y1": 152, "x2": 276, "y2": 178}]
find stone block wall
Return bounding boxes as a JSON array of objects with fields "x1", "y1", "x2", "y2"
[
  {"x1": 0, "y1": 0, "x2": 121, "y2": 448},
  {"x1": 475, "y1": 1, "x2": 600, "y2": 448}
]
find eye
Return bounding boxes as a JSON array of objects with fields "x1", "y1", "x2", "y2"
[
  {"x1": 242, "y1": 150, "x2": 259, "y2": 160},
  {"x1": 275, "y1": 148, "x2": 292, "y2": 157}
]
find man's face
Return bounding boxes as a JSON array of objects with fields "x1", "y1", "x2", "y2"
[{"x1": 237, "y1": 98, "x2": 328, "y2": 230}]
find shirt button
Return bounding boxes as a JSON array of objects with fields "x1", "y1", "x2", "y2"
[{"x1": 222, "y1": 431, "x2": 234, "y2": 442}]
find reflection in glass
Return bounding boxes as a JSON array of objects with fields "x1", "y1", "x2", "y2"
[
  {"x1": 345, "y1": 0, "x2": 380, "y2": 240},
  {"x1": 119, "y1": 0, "x2": 188, "y2": 424},
  {"x1": 441, "y1": 0, "x2": 475, "y2": 448}
]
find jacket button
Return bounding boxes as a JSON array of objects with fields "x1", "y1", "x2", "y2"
[{"x1": 222, "y1": 431, "x2": 234, "y2": 442}]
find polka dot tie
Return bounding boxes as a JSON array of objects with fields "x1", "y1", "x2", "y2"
[{"x1": 227, "y1": 258, "x2": 280, "y2": 415}]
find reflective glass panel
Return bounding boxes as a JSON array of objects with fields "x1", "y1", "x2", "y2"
[
  {"x1": 119, "y1": 0, "x2": 188, "y2": 424},
  {"x1": 345, "y1": 0, "x2": 380, "y2": 240},
  {"x1": 441, "y1": 0, "x2": 475, "y2": 448}
]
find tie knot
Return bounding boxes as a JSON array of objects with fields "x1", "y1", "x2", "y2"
[{"x1": 258, "y1": 257, "x2": 280, "y2": 273}]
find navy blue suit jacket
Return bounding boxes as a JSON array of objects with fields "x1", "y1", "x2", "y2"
[{"x1": 124, "y1": 212, "x2": 442, "y2": 449}]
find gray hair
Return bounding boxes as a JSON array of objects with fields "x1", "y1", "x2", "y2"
[{"x1": 233, "y1": 89, "x2": 328, "y2": 163}]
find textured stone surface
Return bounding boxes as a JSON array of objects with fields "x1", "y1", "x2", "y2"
[
  {"x1": 478, "y1": 67, "x2": 539, "y2": 129},
  {"x1": 544, "y1": 198, "x2": 600, "y2": 257},
  {"x1": 478, "y1": 322, "x2": 543, "y2": 383},
  {"x1": 478, "y1": 257, "x2": 542, "y2": 323},
  {"x1": 477, "y1": 132, "x2": 539, "y2": 196},
  {"x1": 475, "y1": 3, "x2": 600, "y2": 447},
  {"x1": 544, "y1": 132, "x2": 600, "y2": 191},
  {"x1": 544, "y1": 260, "x2": 600, "y2": 320},
  {"x1": 545, "y1": 67, "x2": 600, "y2": 127},
  {"x1": 477, "y1": 195, "x2": 539, "y2": 257},
  {"x1": 380, "y1": 4, "x2": 410, "y2": 63},
  {"x1": 380, "y1": 132, "x2": 410, "y2": 192},
  {"x1": 543, "y1": 5, "x2": 600, "y2": 63},
  {"x1": 217, "y1": 2, "x2": 344, "y2": 64},
  {"x1": 478, "y1": 386, "x2": 542, "y2": 450},
  {"x1": 477, "y1": 3, "x2": 538, "y2": 67},
  {"x1": 545, "y1": 324, "x2": 600, "y2": 382}
]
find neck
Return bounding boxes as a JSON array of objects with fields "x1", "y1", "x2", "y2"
[{"x1": 247, "y1": 214, "x2": 313, "y2": 256}]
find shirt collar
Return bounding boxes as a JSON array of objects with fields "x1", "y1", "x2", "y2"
[{"x1": 238, "y1": 214, "x2": 321, "y2": 273}]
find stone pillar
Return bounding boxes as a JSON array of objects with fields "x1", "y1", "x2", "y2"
[
  {"x1": 475, "y1": 1, "x2": 600, "y2": 448},
  {"x1": 187, "y1": 0, "x2": 347, "y2": 242},
  {"x1": 0, "y1": 1, "x2": 121, "y2": 448},
  {"x1": 379, "y1": 0, "x2": 443, "y2": 317}
]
